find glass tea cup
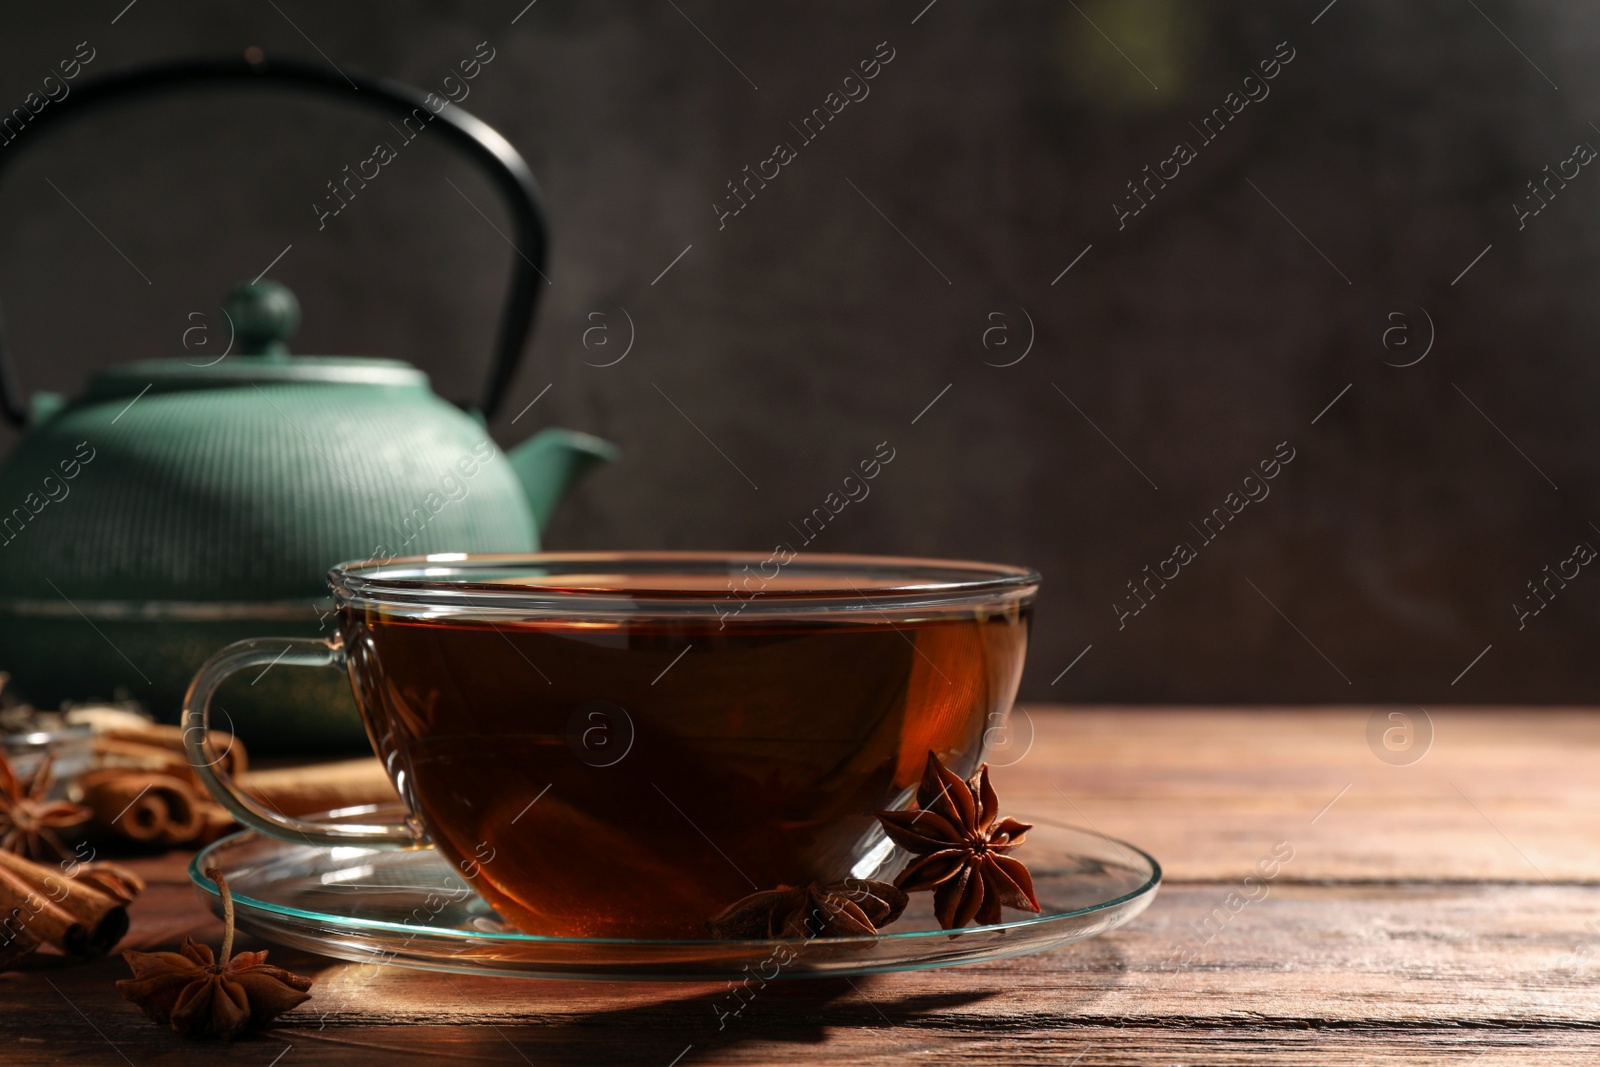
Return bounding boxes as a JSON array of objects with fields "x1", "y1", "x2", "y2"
[{"x1": 185, "y1": 552, "x2": 1039, "y2": 939}]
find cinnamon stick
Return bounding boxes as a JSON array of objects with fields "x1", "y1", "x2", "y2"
[
  {"x1": 0, "y1": 849, "x2": 126, "y2": 957},
  {"x1": 91, "y1": 724, "x2": 248, "y2": 780},
  {"x1": 78, "y1": 770, "x2": 205, "y2": 846},
  {"x1": 70, "y1": 862, "x2": 145, "y2": 906},
  {"x1": 240, "y1": 758, "x2": 399, "y2": 817},
  {"x1": 195, "y1": 805, "x2": 237, "y2": 847},
  {"x1": 90, "y1": 738, "x2": 193, "y2": 779}
]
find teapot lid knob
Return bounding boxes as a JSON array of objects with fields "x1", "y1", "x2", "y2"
[{"x1": 224, "y1": 280, "x2": 300, "y2": 357}]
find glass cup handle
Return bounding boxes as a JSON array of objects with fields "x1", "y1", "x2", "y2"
[{"x1": 183, "y1": 637, "x2": 423, "y2": 848}]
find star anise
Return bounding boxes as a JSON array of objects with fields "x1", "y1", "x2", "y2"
[
  {"x1": 0, "y1": 751, "x2": 92, "y2": 861},
  {"x1": 707, "y1": 879, "x2": 909, "y2": 939},
  {"x1": 74, "y1": 862, "x2": 146, "y2": 906},
  {"x1": 874, "y1": 751, "x2": 1041, "y2": 929},
  {"x1": 118, "y1": 867, "x2": 313, "y2": 1041}
]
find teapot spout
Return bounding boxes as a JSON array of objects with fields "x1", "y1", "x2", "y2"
[{"x1": 506, "y1": 428, "x2": 618, "y2": 533}]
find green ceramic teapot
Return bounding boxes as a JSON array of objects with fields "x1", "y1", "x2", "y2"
[{"x1": 0, "y1": 58, "x2": 615, "y2": 751}]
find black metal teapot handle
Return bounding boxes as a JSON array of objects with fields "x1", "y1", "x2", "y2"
[{"x1": 0, "y1": 53, "x2": 549, "y2": 426}]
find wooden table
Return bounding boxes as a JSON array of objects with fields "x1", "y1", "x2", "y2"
[{"x1": 6, "y1": 707, "x2": 1598, "y2": 1065}]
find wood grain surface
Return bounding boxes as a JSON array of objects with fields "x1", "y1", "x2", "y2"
[{"x1": 2, "y1": 707, "x2": 1595, "y2": 1065}]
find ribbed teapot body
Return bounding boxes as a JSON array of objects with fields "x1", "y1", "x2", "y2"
[{"x1": 0, "y1": 360, "x2": 539, "y2": 747}]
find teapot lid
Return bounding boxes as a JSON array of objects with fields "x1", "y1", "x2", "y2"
[
  {"x1": 81, "y1": 357, "x2": 428, "y2": 403},
  {"x1": 77, "y1": 281, "x2": 428, "y2": 404}
]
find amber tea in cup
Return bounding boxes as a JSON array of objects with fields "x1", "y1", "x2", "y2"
[{"x1": 185, "y1": 553, "x2": 1038, "y2": 939}]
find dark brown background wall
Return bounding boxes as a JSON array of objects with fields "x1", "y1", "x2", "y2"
[{"x1": 1, "y1": 1, "x2": 1595, "y2": 705}]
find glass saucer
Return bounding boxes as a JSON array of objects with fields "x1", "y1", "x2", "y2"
[{"x1": 191, "y1": 804, "x2": 1160, "y2": 981}]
